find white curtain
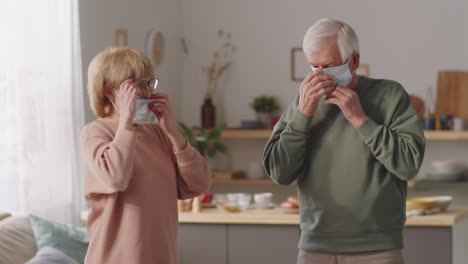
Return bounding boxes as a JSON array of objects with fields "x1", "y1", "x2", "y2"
[{"x1": 0, "y1": 0, "x2": 85, "y2": 225}]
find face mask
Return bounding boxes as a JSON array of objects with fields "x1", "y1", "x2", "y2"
[
  {"x1": 133, "y1": 99, "x2": 153, "y2": 123},
  {"x1": 311, "y1": 62, "x2": 352, "y2": 87},
  {"x1": 112, "y1": 99, "x2": 153, "y2": 124}
]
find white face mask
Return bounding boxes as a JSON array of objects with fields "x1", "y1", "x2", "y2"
[
  {"x1": 112, "y1": 99, "x2": 153, "y2": 124},
  {"x1": 311, "y1": 62, "x2": 353, "y2": 87}
]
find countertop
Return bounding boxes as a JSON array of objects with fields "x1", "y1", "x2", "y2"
[{"x1": 178, "y1": 208, "x2": 468, "y2": 227}]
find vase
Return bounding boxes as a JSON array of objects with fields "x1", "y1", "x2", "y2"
[
  {"x1": 201, "y1": 98, "x2": 216, "y2": 129},
  {"x1": 256, "y1": 112, "x2": 272, "y2": 128}
]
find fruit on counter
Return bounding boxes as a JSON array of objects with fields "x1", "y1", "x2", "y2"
[
  {"x1": 200, "y1": 192, "x2": 213, "y2": 204},
  {"x1": 221, "y1": 204, "x2": 241, "y2": 213},
  {"x1": 287, "y1": 195, "x2": 299, "y2": 208},
  {"x1": 280, "y1": 195, "x2": 299, "y2": 209},
  {"x1": 280, "y1": 202, "x2": 295, "y2": 209}
]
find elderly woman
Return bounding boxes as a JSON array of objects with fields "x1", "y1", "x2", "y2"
[{"x1": 80, "y1": 47, "x2": 211, "y2": 264}]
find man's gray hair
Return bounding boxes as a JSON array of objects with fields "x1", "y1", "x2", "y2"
[{"x1": 303, "y1": 18, "x2": 359, "y2": 63}]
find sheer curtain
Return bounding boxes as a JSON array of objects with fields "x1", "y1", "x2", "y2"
[{"x1": 0, "y1": 0, "x2": 85, "y2": 225}]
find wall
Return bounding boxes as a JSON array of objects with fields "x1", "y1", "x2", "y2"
[
  {"x1": 79, "y1": 0, "x2": 184, "y2": 123},
  {"x1": 179, "y1": 0, "x2": 468, "y2": 194}
]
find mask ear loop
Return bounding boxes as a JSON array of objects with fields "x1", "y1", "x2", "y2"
[
  {"x1": 111, "y1": 101, "x2": 120, "y2": 113},
  {"x1": 110, "y1": 89, "x2": 120, "y2": 113}
]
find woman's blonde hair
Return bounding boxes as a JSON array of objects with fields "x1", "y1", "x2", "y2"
[{"x1": 87, "y1": 47, "x2": 155, "y2": 117}]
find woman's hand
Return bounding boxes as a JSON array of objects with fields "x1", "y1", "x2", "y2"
[
  {"x1": 116, "y1": 79, "x2": 138, "y2": 130},
  {"x1": 149, "y1": 93, "x2": 187, "y2": 152}
]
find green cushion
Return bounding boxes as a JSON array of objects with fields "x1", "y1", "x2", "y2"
[{"x1": 28, "y1": 215, "x2": 88, "y2": 264}]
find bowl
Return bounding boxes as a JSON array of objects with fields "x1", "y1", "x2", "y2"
[
  {"x1": 406, "y1": 197, "x2": 438, "y2": 211},
  {"x1": 254, "y1": 192, "x2": 273, "y2": 205},
  {"x1": 406, "y1": 196, "x2": 453, "y2": 212},
  {"x1": 432, "y1": 160, "x2": 464, "y2": 174},
  {"x1": 426, "y1": 172, "x2": 465, "y2": 181},
  {"x1": 217, "y1": 202, "x2": 241, "y2": 213},
  {"x1": 433, "y1": 196, "x2": 453, "y2": 211},
  {"x1": 218, "y1": 193, "x2": 251, "y2": 212}
]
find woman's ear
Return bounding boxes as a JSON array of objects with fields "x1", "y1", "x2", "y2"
[{"x1": 104, "y1": 86, "x2": 116, "y2": 102}]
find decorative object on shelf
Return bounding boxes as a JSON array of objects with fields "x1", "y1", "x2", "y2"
[
  {"x1": 178, "y1": 122, "x2": 228, "y2": 160},
  {"x1": 250, "y1": 95, "x2": 280, "y2": 128},
  {"x1": 200, "y1": 30, "x2": 236, "y2": 128},
  {"x1": 145, "y1": 29, "x2": 164, "y2": 66},
  {"x1": 213, "y1": 170, "x2": 245, "y2": 181},
  {"x1": 423, "y1": 86, "x2": 436, "y2": 130},
  {"x1": 410, "y1": 95, "x2": 425, "y2": 121},
  {"x1": 240, "y1": 120, "x2": 261, "y2": 129},
  {"x1": 356, "y1": 64, "x2": 370, "y2": 77},
  {"x1": 201, "y1": 98, "x2": 216, "y2": 129},
  {"x1": 115, "y1": 28, "x2": 128, "y2": 47},
  {"x1": 439, "y1": 114, "x2": 454, "y2": 130},
  {"x1": 453, "y1": 117, "x2": 465, "y2": 131}
]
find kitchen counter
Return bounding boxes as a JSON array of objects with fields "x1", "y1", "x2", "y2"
[
  {"x1": 179, "y1": 208, "x2": 468, "y2": 264},
  {"x1": 179, "y1": 208, "x2": 468, "y2": 227}
]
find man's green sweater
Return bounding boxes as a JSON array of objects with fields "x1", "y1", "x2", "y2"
[{"x1": 262, "y1": 76, "x2": 426, "y2": 253}]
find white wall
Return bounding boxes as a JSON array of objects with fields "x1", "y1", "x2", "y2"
[
  {"x1": 179, "y1": 0, "x2": 468, "y2": 180},
  {"x1": 180, "y1": 0, "x2": 468, "y2": 127},
  {"x1": 79, "y1": 0, "x2": 184, "y2": 123}
]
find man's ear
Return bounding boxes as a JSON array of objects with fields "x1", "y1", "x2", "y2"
[{"x1": 350, "y1": 52, "x2": 360, "y2": 72}]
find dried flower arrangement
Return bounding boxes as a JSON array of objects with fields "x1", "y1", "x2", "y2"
[{"x1": 200, "y1": 30, "x2": 236, "y2": 99}]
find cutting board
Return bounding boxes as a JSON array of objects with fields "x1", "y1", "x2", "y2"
[
  {"x1": 410, "y1": 95, "x2": 425, "y2": 120},
  {"x1": 436, "y1": 71, "x2": 468, "y2": 118}
]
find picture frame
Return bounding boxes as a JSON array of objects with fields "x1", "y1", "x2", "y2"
[
  {"x1": 290, "y1": 47, "x2": 308, "y2": 82},
  {"x1": 357, "y1": 64, "x2": 370, "y2": 77},
  {"x1": 115, "y1": 28, "x2": 128, "y2": 47}
]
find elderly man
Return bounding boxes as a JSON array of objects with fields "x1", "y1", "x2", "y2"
[{"x1": 263, "y1": 18, "x2": 425, "y2": 264}]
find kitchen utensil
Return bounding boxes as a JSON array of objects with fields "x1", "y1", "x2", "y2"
[{"x1": 436, "y1": 71, "x2": 468, "y2": 119}]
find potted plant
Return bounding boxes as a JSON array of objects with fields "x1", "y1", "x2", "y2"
[
  {"x1": 249, "y1": 95, "x2": 280, "y2": 128},
  {"x1": 178, "y1": 122, "x2": 228, "y2": 165}
]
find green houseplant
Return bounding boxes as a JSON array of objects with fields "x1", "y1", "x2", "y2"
[
  {"x1": 249, "y1": 95, "x2": 280, "y2": 128},
  {"x1": 178, "y1": 122, "x2": 228, "y2": 158}
]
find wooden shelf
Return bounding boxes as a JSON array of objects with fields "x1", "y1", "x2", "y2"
[
  {"x1": 212, "y1": 178, "x2": 276, "y2": 184},
  {"x1": 194, "y1": 128, "x2": 468, "y2": 141},
  {"x1": 192, "y1": 128, "x2": 272, "y2": 139},
  {"x1": 424, "y1": 131, "x2": 468, "y2": 140}
]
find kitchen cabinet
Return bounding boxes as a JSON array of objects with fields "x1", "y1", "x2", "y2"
[
  {"x1": 179, "y1": 224, "x2": 299, "y2": 264},
  {"x1": 179, "y1": 209, "x2": 468, "y2": 264},
  {"x1": 179, "y1": 224, "x2": 227, "y2": 264},
  {"x1": 228, "y1": 225, "x2": 299, "y2": 264}
]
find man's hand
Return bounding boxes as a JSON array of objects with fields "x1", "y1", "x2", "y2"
[
  {"x1": 326, "y1": 86, "x2": 368, "y2": 128},
  {"x1": 298, "y1": 69, "x2": 335, "y2": 116}
]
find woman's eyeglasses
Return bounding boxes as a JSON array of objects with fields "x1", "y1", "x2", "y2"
[{"x1": 134, "y1": 78, "x2": 159, "y2": 94}]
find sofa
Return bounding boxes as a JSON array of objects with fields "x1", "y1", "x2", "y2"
[{"x1": 0, "y1": 213, "x2": 88, "y2": 264}]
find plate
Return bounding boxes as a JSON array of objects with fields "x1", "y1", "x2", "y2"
[
  {"x1": 275, "y1": 207, "x2": 300, "y2": 214},
  {"x1": 406, "y1": 196, "x2": 453, "y2": 212},
  {"x1": 250, "y1": 203, "x2": 276, "y2": 209}
]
